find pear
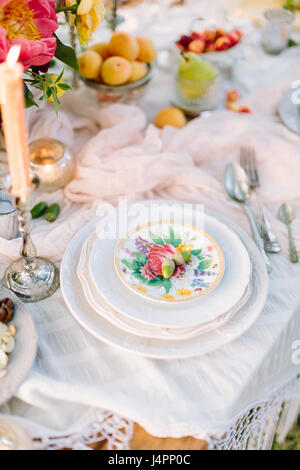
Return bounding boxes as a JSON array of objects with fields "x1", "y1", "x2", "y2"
[
  {"x1": 161, "y1": 259, "x2": 175, "y2": 279},
  {"x1": 177, "y1": 52, "x2": 217, "y2": 100},
  {"x1": 172, "y1": 251, "x2": 191, "y2": 266}
]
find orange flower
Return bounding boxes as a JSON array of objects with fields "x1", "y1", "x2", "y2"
[
  {"x1": 161, "y1": 294, "x2": 174, "y2": 300},
  {"x1": 136, "y1": 285, "x2": 147, "y2": 293},
  {"x1": 177, "y1": 288, "x2": 192, "y2": 296},
  {"x1": 176, "y1": 243, "x2": 193, "y2": 253}
]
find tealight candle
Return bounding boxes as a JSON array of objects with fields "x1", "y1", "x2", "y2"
[{"x1": 29, "y1": 138, "x2": 76, "y2": 192}]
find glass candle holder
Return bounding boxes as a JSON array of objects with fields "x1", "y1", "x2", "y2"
[
  {"x1": 171, "y1": 72, "x2": 220, "y2": 117},
  {"x1": 29, "y1": 138, "x2": 76, "y2": 192},
  {"x1": 0, "y1": 190, "x2": 18, "y2": 239},
  {"x1": 261, "y1": 9, "x2": 294, "y2": 55}
]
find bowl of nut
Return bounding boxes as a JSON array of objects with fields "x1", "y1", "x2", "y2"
[
  {"x1": 78, "y1": 32, "x2": 157, "y2": 104},
  {"x1": 0, "y1": 289, "x2": 37, "y2": 406}
]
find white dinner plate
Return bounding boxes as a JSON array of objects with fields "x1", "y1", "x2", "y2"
[
  {"x1": 0, "y1": 288, "x2": 37, "y2": 406},
  {"x1": 88, "y1": 210, "x2": 251, "y2": 329},
  {"x1": 61, "y1": 210, "x2": 268, "y2": 359},
  {"x1": 78, "y1": 231, "x2": 252, "y2": 340}
]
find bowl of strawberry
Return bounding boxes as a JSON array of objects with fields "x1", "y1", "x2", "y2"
[{"x1": 175, "y1": 28, "x2": 243, "y2": 73}]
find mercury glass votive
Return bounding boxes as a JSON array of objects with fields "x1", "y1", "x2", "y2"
[
  {"x1": 262, "y1": 9, "x2": 294, "y2": 55},
  {"x1": 29, "y1": 138, "x2": 76, "y2": 192}
]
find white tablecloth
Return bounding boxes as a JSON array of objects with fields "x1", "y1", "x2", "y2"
[{"x1": 0, "y1": 0, "x2": 300, "y2": 450}]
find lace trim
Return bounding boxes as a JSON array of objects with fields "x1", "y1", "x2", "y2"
[
  {"x1": 30, "y1": 411, "x2": 133, "y2": 450},
  {"x1": 208, "y1": 373, "x2": 300, "y2": 450}
]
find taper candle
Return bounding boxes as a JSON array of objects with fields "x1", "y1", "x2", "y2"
[{"x1": 0, "y1": 46, "x2": 33, "y2": 203}]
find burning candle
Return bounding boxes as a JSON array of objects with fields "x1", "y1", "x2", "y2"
[{"x1": 0, "y1": 46, "x2": 34, "y2": 203}]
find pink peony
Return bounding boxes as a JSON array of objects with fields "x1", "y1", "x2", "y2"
[
  {"x1": 0, "y1": 0, "x2": 58, "y2": 69},
  {"x1": 140, "y1": 264, "x2": 156, "y2": 281},
  {"x1": 147, "y1": 243, "x2": 176, "y2": 277}
]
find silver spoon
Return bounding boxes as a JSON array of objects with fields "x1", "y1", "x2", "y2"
[
  {"x1": 224, "y1": 163, "x2": 271, "y2": 272},
  {"x1": 278, "y1": 203, "x2": 298, "y2": 263}
]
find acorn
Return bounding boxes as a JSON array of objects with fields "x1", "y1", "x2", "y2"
[
  {"x1": 161, "y1": 259, "x2": 175, "y2": 279},
  {"x1": 172, "y1": 251, "x2": 191, "y2": 266}
]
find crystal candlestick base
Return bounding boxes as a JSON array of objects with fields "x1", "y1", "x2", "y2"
[{"x1": 3, "y1": 196, "x2": 59, "y2": 302}]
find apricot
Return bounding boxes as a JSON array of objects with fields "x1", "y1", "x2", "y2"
[
  {"x1": 188, "y1": 39, "x2": 205, "y2": 54},
  {"x1": 89, "y1": 42, "x2": 111, "y2": 60},
  {"x1": 78, "y1": 50, "x2": 102, "y2": 80},
  {"x1": 108, "y1": 32, "x2": 139, "y2": 61},
  {"x1": 128, "y1": 61, "x2": 148, "y2": 82},
  {"x1": 101, "y1": 56, "x2": 132, "y2": 85},
  {"x1": 136, "y1": 36, "x2": 157, "y2": 63},
  {"x1": 154, "y1": 107, "x2": 187, "y2": 129}
]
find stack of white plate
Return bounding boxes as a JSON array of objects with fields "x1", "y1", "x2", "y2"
[{"x1": 61, "y1": 202, "x2": 268, "y2": 359}]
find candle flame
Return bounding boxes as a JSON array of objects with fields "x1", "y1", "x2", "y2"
[{"x1": 6, "y1": 45, "x2": 21, "y2": 67}]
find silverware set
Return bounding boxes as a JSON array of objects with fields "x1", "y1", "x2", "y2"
[{"x1": 224, "y1": 146, "x2": 298, "y2": 270}]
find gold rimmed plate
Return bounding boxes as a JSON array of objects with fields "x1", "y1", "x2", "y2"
[{"x1": 114, "y1": 221, "x2": 225, "y2": 304}]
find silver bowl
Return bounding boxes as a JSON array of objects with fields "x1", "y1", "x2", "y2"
[{"x1": 83, "y1": 63, "x2": 152, "y2": 104}]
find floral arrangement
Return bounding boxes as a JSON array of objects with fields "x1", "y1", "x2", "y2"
[
  {"x1": 0, "y1": 0, "x2": 105, "y2": 111},
  {"x1": 285, "y1": 0, "x2": 300, "y2": 11},
  {"x1": 120, "y1": 226, "x2": 220, "y2": 301}
]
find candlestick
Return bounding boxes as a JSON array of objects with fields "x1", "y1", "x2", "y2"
[
  {"x1": 3, "y1": 188, "x2": 60, "y2": 302},
  {"x1": 0, "y1": 46, "x2": 34, "y2": 203}
]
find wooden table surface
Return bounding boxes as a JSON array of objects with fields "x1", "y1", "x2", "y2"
[{"x1": 91, "y1": 424, "x2": 208, "y2": 450}]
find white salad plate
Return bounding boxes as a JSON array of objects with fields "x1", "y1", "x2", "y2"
[
  {"x1": 114, "y1": 220, "x2": 225, "y2": 304},
  {"x1": 0, "y1": 288, "x2": 37, "y2": 406},
  {"x1": 78, "y1": 231, "x2": 252, "y2": 340},
  {"x1": 61, "y1": 211, "x2": 268, "y2": 359},
  {"x1": 88, "y1": 211, "x2": 251, "y2": 329}
]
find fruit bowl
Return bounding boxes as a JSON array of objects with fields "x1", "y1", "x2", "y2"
[{"x1": 83, "y1": 63, "x2": 152, "y2": 104}]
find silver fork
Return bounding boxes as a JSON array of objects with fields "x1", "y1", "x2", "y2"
[{"x1": 240, "y1": 147, "x2": 281, "y2": 253}]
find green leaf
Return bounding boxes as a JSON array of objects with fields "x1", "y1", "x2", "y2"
[
  {"x1": 132, "y1": 259, "x2": 144, "y2": 271},
  {"x1": 150, "y1": 232, "x2": 164, "y2": 246},
  {"x1": 57, "y1": 83, "x2": 71, "y2": 91},
  {"x1": 132, "y1": 271, "x2": 148, "y2": 284},
  {"x1": 191, "y1": 249, "x2": 202, "y2": 258},
  {"x1": 148, "y1": 277, "x2": 163, "y2": 287},
  {"x1": 24, "y1": 83, "x2": 38, "y2": 108},
  {"x1": 54, "y1": 68, "x2": 65, "y2": 84},
  {"x1": 122, "y1": 259, "x2": 134, "y2": 270},
  {"x1": 197, "y1": 259, "x2": 212, "y2": 270},
  {"x1": 162, "y1": 278, "x2": 172, "y2": 294},
  {"x1": 54, "y1": 34, "x2": 79, "y2": 71},
  {"x1": 134, "y1": 252, "x2": 147, "y2": 264}
]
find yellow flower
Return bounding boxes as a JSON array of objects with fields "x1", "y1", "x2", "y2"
[
  {"x1": 177, "y1": 288, "x2": 192, "y2": 297},
  {"x1": 161, "y1": 294, "x2": 174, "y2": 300},
  {"x1": 66, "y1": 0, "x2": 105, "y2": 46},
  {"x1": 176, "y1": 243, "x2": 193, "y2": 253},
  {"x1": 136, "y1": 285, "x2": 147, "y2": 293},
  {"x1": 47, "y1": 74, "x2": 69, "y2": 102}
]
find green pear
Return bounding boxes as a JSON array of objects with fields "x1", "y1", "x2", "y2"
[
  {"x1": 172, "y1": 251, "x2": 191, "y2": 266},
  {"x1": 177, "y1": 52, "x2": 217, "y2": 100},
  {"x1": 161, "y1": 259, "x2": 175, "y2": 279}
]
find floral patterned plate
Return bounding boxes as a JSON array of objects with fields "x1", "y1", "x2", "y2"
[{"x1": 114, "y1": 221, "x2": 225, "y2": 304}]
